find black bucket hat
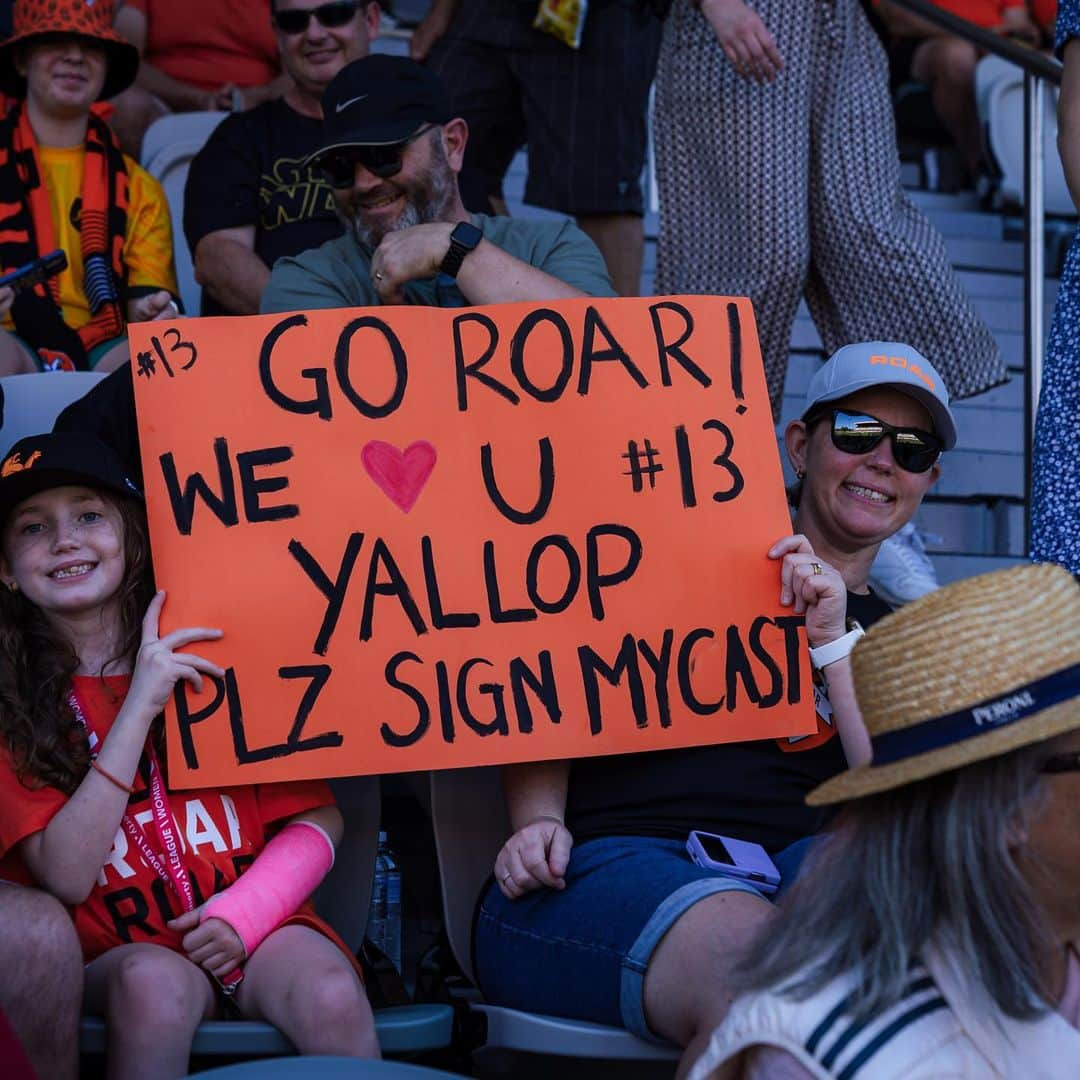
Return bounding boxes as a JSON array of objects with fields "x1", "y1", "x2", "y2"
[{"x1": 0, "y1": 432, "x2": 142, "y2": 527}]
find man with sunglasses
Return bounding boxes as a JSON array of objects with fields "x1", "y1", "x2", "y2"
[
  {"x1": 184, "y1": 0, "x2": 381, "y2": 317},
  {"x1": 260, "y1": 55, "x2": 616, "y2": 315}
]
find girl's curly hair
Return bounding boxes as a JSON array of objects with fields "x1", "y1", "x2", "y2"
[{"x1": 0, "y1": 493, "x2": 154, "y2": 794}]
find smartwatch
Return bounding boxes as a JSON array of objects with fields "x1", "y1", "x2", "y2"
[
  {"x1": 809, "y1": 621, "x2": 865, "y2": 671},
  {"x1": 439, "y1": 221, "x2": 483, "y2": 279}
]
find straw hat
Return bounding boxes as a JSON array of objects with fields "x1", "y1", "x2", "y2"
[
  {"x1": 0, "y1": 0, "x2": 139, "y2": 101},
  {"x1": 808, "y1": 563, "x2": 1080, "y2": 805}
]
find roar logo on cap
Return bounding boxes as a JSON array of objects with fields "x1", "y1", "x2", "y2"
[
  {"x1": 868, "y1": 354, "x2": 936, "y2": 392},
  {"x1": 1, "y1": 450, "x2": 42, "y2": 478}
]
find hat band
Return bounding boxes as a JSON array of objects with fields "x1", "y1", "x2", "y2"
[{"x1": 870, "y1": 662, "x2": 1080, "y2": 766}]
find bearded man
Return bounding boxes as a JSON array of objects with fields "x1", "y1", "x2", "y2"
[{"x1": 260, "y1": 55, "x2": 615, "y2": 313}]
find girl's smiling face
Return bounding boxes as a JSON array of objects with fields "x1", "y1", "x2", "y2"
[{"x1": 1, "y1": 485, "x2": 126, "y2": 621}]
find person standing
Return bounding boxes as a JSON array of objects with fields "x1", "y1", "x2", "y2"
[
  {"x1": 1031, "y1": 0, "x2": 1080, "y2": 574},
  {"x1": 652, "y1": 0, "x2": 1006, "y2": 417},
  {"x1": 415, "y1": 0, "x2": 664, "y2": 296}
]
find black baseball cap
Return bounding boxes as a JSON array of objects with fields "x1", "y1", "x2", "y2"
[
  {"x1": 308, "y1": 55, "x2": 453, "y2": 163},
  {"x1": 0, "y1": 432, "x2": 142, "y2": 526}
]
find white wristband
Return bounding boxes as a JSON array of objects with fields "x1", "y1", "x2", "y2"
[{"x1": 809, "y1": 623, "x2": 865, "y2": 671}]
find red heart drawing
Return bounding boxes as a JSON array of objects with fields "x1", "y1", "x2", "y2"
[{"x1": 361, "y1": 440, "x2": 437, "y2": 513}]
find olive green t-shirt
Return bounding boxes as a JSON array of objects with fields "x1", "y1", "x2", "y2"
[{"x1": 260, "y1": 213, "x2": 616, "y2": 313}]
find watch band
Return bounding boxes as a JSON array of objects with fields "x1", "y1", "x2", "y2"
[
  {"x1": 809, "y1": 623, "x2": 865, "y2": 671},
  {"x1": 439, "y1": 221, "x2": 482, "y2": 279}
]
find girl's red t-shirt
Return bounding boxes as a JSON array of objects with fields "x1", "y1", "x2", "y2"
[{"x1": 0, "y1": 675, "x2": 334, "y2": 962}]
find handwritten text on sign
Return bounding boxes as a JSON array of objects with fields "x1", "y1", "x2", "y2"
[{"x1": 130, "y1": 296, "x2": 815, "y2": 788}]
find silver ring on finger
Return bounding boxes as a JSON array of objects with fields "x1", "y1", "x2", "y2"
[{"x1": 374, "y1": 271, "x2": 384, "y2": 281}]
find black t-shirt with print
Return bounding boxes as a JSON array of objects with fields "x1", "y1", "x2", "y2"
[
  {"x1": 564, "y1": 590, "x2": 894, "y2": 854},
  {"x1": 183, "y1": 98, "x2": 344, "y2": 316}
]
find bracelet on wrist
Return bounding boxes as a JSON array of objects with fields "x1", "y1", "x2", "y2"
[{"x1": 90, "y1": 758, "x2": 136, "y2": 794}]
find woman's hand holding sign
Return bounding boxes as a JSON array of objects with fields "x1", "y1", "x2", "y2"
[
  {"x1": 769, "y1": 534, "x2": 847, "y2": 648},
  {"x1": 496, "y1": 815, "x2": 574, "y2": 899}
]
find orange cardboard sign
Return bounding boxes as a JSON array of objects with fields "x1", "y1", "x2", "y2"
[{"x1": 129, "y1": 296, "x2": 815, "y2": 788}]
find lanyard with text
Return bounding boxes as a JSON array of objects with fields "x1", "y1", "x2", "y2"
[{"x1": 70, "y1": 691, "x2": 244, "y2": 993}]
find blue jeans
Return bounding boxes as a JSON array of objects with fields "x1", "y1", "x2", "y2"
[{"x1": 473, "y1": 834, "x2": 813, "y2": 1042}]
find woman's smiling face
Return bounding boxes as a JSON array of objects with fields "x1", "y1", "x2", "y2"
[{"x1": 789, "y1": 387, "x2": 942, "y2": 550}]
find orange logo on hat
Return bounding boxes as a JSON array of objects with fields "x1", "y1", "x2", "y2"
[
  {"x1": 869, "y1": 354, "x2": 936, "y2": 392},
  {"x1": 1, "y1": 451, "x2": 42, "y2": 477}
]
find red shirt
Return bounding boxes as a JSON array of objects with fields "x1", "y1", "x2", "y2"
[
  {"x1": 925, "y1": 0, "x2": 1029, "y2": 27},
  {"x1": 127, "y1": 0, "x2": 281, "y2": 92},
  {"x1": 0, "y1": 675, "x2": 334, "y2": 962}
]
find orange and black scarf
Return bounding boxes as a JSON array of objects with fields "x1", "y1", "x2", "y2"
[{"x1": 0, "y1": 101, "x2": 129, "y2": 371}]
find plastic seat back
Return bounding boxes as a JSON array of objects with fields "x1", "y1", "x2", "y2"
[
  {"x1": 0, "y1": 371, "x2": 106, "y2": 454},
  {"x1": 140, "y1": 111, "x2": 228, "y2": 318},
  {"x1": 976, "y1": 54, "x2": 1074, "y2": 216},
  {"x1": 428, "y1": 767, "x2": 679, "y2": 1063},
  {"x1": 429, "y1": 766, "x2": 508, "y2": 985}
]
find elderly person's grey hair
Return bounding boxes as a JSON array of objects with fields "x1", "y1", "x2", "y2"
[{"x1": 732, "y1": 739, "x2": 1058, "y2": 1021}]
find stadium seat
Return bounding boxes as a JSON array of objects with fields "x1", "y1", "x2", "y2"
[
  {"x1": 0, "y1": 371, "x2": 106, "y2": 454},
  {"x1": 975, "y1": 54, "x2": 1074, "y2": 216},
  {"x1": 140, "y1": 111, "x2": 228, "y2": 318},
  {"x1": 429, "y1": 766, "x2": 680, "y2": 1066},
  {"x1": 79, "y1": 774, "x2": 454, "y2": 1061},
  {"x1": 188, "y1": 1053, "x2": 464, "y2": 1078}
]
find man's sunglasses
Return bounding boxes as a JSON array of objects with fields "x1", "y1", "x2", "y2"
[
  {"x1": 314, "y1": 125, "x2": 435, "y2": 187},
  {"x1": 273, "y1": 0, "x2": 360, "y2": 35},
  {"x1": 810, "y1": 409, "x2": 943, "y2": 474}
]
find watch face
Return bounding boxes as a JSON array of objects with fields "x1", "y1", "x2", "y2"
[{"x1": 451, "y1": 221, "x2": 483, "y2": 251}]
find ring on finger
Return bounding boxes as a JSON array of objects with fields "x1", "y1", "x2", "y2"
[
  {"x1": 374, "y1": 271, "x2": 384, "y2": 281},
  {"x1": 501, "y1": 873, "x2": 513, "y2": 886},
  {"x1": 810, "y1": 562, "x2": 823, "y2": 575}
]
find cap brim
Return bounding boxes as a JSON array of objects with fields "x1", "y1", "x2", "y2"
[
  {"x1": 0, "y1": 467, "x2": 141, "y2": 525},
  {"x1": 806, "y1": 697, "x2": 1080, "y2": 805},
  {"x1": 806, "y1": 380, "x2": 957, "y2": 450},
  {"x1": 303, "y1": 122, "x2": 431, "y2": 169}
]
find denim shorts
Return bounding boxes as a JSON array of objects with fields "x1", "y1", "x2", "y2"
[{"x1": 473, "y1": 834, "x2": 813, "y2": 1042}]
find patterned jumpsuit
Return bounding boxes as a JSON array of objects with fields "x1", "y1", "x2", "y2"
[
  {"x1": 1032, "y1": 0, "x2": 1080, "y2": 574},
  {"x1": 653, "y1": 0, "x2": 1008, "y2": 417}
]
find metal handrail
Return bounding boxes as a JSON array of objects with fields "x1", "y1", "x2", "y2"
[
  {"x1": 885, "y1": 0, "x2": 1061, "y2": 84},
  {"x1": 886, "y1": 0, "x2": 1065, "y2": 554}
]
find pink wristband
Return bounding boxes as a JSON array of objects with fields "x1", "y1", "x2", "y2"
[{"x1": 200, "y1": 820, "x2": 335, "y2": 958}]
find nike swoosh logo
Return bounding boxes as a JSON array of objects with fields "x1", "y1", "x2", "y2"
[{"x1": 336, "y1": 94, "x2": 368, "y2": 113}]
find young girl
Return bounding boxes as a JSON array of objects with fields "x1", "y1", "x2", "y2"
[{"x1": 0, "y1": 432, "x2": 379, "y2": 1080}]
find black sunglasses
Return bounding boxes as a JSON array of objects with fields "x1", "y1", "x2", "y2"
[
  {"x1": 273, "y1": 0, "x2": 360, "y2": 35},
  {"x1": 314, "y1": 125, "x2": 435, "y2": 187},
  {"x1": 1042, "y1": 752, "x2": 1080, "y2": 774},
  {"x1": 811, "y1": 409, "x2": 943, "y2": 474}
]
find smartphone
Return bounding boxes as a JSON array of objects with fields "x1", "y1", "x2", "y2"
[
  {"x1": 0, "y1": 250, "x2": 68, "y2": 294},
  {"x1": 686, "y1": 830, "x2": 781, "y2": 896}
]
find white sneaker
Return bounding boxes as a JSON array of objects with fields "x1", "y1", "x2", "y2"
[{"x1": 869, "y1": 522, "x2": 941, "y2": 607}]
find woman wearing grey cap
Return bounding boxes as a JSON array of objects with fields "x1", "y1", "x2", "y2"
[{"x1": 475, "y1": 345, "x2": 954, "y2": 1069}]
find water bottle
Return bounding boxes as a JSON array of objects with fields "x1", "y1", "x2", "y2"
[{"x1": 369, "y1": 831, "x2": 403, "y2": 974}]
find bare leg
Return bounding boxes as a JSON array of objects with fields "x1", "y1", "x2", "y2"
[
  {"x1": 0, "y1": 886, "x2": 82, "y2": 1080},
  {"x1": 640, "y1": 889, "x2": 773, "y2": 1079},
  {"x1": 577, "y1": 213, "x2": 645, "y2": 297},
  {"x1": 0, "y1": 329, "x2": 37, "y2": 375},
  {"x1": 235, "y1": 924, "x2": 379, "y2": 1058},
  {"x1": 84, "y1": 943, "x2": 216, "y2": 1080},
  {"x1": 911, "y1": 37, "x2": 983, "y2": 179}
]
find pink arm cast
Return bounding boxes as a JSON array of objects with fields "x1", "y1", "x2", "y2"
[{"x1": 199, "y1": 820, "x2": 336, "y2": 958}]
